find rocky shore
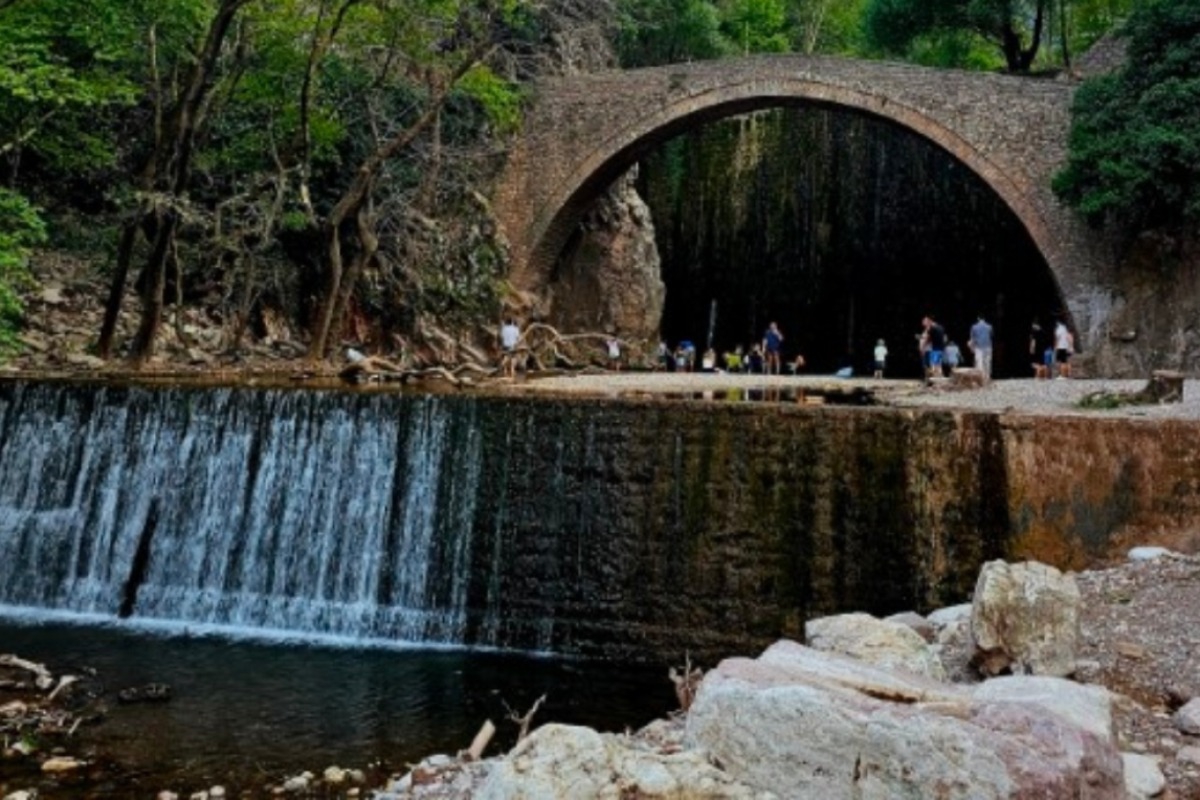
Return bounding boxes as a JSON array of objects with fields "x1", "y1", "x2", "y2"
[{"x1": 8, "y1": 551, "x2": 1199, "y2": 799}]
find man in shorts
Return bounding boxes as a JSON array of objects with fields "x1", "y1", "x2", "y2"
[{"x1": 922, "y1": 315, "x2": 945, "y2": 380}]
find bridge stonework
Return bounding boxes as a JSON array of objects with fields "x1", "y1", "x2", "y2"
[{"x1": 493, "y1": 55, "x2": 1121, "y2": 364}]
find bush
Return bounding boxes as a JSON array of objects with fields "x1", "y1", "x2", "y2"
[{"x1": 1053, "y1": 0, "x2": 1200, "y2": 230}]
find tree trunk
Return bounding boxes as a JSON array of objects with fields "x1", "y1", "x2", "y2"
[
  {"x1": 130, "y1": 214, "x2": 178, "y2": 363},
  {"x1": 97, "y1": 221, "x2": 138, "y2": 359}
]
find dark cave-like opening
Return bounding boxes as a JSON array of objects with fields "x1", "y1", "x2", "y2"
[{"x1": 635, "y1": 106, "x2": 1065, "y2": 378}]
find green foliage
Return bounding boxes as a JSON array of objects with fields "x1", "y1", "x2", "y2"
[
  {"x1": 864, "y1": 0, "x2": 1050, "y2": 70},
  {"x1": 617, "y1": 0, "x2": 729, "y2": 65},
  {"x1": 0, "y1": 189, "x2": 47, "y2": 356},
  {"x1": 0, "y1": 0, "x2": 209, "y2": 173},
  {"x1": 721, "y1": 0, "x2": 791, "y2": 54},
  {"x1": 1053, "y1": 0, "x2": 1200, "y2": 229},
  {"x1": 457, "y1": 66, "x2": 523, "y2": 135}
]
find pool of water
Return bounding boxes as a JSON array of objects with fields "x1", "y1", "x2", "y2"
[{"x1": 0, "y1": 618, "x2": 676, "y2": 794}]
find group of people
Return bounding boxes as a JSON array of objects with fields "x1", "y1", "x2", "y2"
[
  {"x1": 1030, "y1": 318, "x2": 1075, "y2": 379},
  {"x1": 657, "y1": 321, "x2": 805, "y2": 375},
  {"x1": 499, "y1": 312, "x2": 1076, "y2": 382},
  {"x1": 917, "y1": 314, "x2": 995, "y2": 381}
]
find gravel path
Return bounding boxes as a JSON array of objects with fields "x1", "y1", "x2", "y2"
[{"x1": 514, "y1": 373, "x2": 1200, "y2": 419}]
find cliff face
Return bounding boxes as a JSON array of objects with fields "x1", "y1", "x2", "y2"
[
  {"x1": 543, "y1": 170, "x2": 666, "y2": 344},
  {"x1": 1089, "y1": 232, "x2": 1200, "y2": 377}
]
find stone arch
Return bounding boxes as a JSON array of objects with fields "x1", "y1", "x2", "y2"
[
  {"x1": 511, "y1": 78, "x2": 1063, "y2": 303},
  {"x1": 494, "y1": 56, "x2": 1121, "y2": 364}
]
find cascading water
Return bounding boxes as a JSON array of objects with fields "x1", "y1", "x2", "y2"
[
  {"x1": 1, "y1": 378, "x2": 1024, "y2": 661},
  {"x1": 0, "y1": 382, "x2": 482, "y2": 645}
]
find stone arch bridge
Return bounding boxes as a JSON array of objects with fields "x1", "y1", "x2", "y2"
[{"x1": 493, "y1": 55, "x2": 1121, "y2": 361}]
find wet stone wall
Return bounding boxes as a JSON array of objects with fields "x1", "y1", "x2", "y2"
[{"x1": 1, "y1": 381, "x2": 1196, "y2": 663}]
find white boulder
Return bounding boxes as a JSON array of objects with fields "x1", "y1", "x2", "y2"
[
  {"x1": 1121, "y1": 752, "x2": 1165, "y2": 798},
  {"x1": 685, "y1": 640, "x2": 1123, "y2": 800},
  {"x1": 1174, "y1": 698, "x2": 1200, "y2": 735},
  {"x1": 971, "y1": 560, "x2": 1081, "y2": 677},
  {"x1": 805, "y1": 613, "x2": 946, "y2": 681},
  {"x1": 477, "y1": 723, "x2": 770, "y2": 799}
]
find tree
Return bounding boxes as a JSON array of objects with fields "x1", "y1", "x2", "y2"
[
  {"x1": 864, "y1": 0, "x2": 1052, "y2": 72},
  {"x1": 96, "y1": 0, "x2": 255, "y2": 362},
  {"x1": 616, "y1": 0, "x2": 729, "y2": 65},
  {"x1": 292, "y1": 0, "x2": 529, "y2": 360},
  {"x1": 1053, "y1": 0, "x2": 1200, "y2": 230}
]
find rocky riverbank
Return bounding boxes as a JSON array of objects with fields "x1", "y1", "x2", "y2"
[{"x1": 9, "y1": 551, "x2": 1195, "y2": 799}]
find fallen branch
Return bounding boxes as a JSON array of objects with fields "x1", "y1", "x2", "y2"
[
  {"x1": 462, "y1": 719, "x2": 496, "y2": 762},
  {"x1": 505, "y1": 693, "x2": 547, "y2": 743},
  {"x1": 669, "y1": 654, "x2": 703, "y2": 712}
]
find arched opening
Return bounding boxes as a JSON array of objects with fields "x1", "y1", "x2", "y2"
[{"x1": 540, "y1": 96, "x2": 1067, "y2": 378}]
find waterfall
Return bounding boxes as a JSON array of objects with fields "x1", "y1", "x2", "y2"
[
  {"x1": 0, "y1": 382, "x2": 483, "y2": 645},
  {"x1": 0, "y1": 379, "x2": 1033, "y2": 661}
]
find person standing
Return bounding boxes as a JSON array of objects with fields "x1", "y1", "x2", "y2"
[
  {"x1": 873, "y1": 339, "x2": 888, "y2": 378},
  {"x1": 968, "y1": 315, "x2": 994, "y2": 380},
  {"x1": 762, "y1": 322, "x2": 784, "y2": 375},
  {"x1": 944, "y1": 339, "x2": 962, "y2": 374},
  {"x1": 499, "y1": 317, "x2": 521, "y2": 379},
  {"x1": 1054, "y1": 319, "x2": 1074, "y2": 378},
  {"x1": 606, "y1": 335, "x2": 622, "y2": 371},
  {"x1": 921, "y1": 316, "x2": 945, "y2": 380}
]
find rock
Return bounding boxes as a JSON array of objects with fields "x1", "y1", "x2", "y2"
[
  {"x1": 209, "y1": 787, "x2": 225, "y2": 799},
  {"x1": 63, "y1": 352, "x2": 106, "y2": 369},
  {"x1": 0, "y1": 701, "x2": 28, "y2": 717},
  {"x1": 40, "y1": 284, "x2": 66, "y2": 306},
  {"x1": 1121, "y1": 753, "x2": 1166, "y2": 798},
  {"x1": 927, "y1": 603, "x2": 972, "y2": 629},
  {"x1": 543, "y1": 169, "x2": 665, "y2": 349},
  {"x1": 188, "y1": 792, "x2": 207, "y2": 800},
  {"x1": 882, "y1": 611, "x2": 935, "y2": 643},
  {"x1": 11, "y1": 740, "x2": 36, "y2": 756},
  {"x1": 1177, "y1": 745, "x2": 1200, "y2": 765},
  {"x1": 971, "y1": 560, "x2": 1081, "y2": 677},
  {"x1": 322, "y1": 767, "x2": 345, "y2": 785},
  {"x1": 1128, "y1": 547, "x2": 1175, "y2": 562},
  {"x1": 971, "y1": 676, "x2": 1115, "y2": 744},
  {"x1": 1116, "y1": 640, "x2": 1148, "y2": 660},
  {"x1": 157, "y1": 792, "x2": 179, "y2": 800},
  {"x1": 1174, "y1": 699, "x2": 1200, "y2": 735},
  {"x1": 4, "y1": 791, "x2": 36, "y2": 800},
  {"x1": 950, "y1": 367, "x2": 985, "y2": 389},
  {"x1": 346, "y1": 769, "x2": 366, "y2": 784},
  {"x1": 477, "y1": 723, "x2": 766, "y2": 799},
  {"x1": 41, "y1": 756, "x2": 85, "y2": 772},
  {"x1": 805, "y1": 612, "x2": 946, "y2": 680},
  {"x1": 685, "y1": 640, "x2": 1123, "y2": 800},
  {"x1": 281, "y1": 773, "x2": 310, "y2": 793}
]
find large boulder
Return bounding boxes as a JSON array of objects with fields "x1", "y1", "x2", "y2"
[
  {"x1": 970, "y1": 560, "x2": 1081, "y2": 677},
  {"x1": 477, "y1": 723, "x2": 770, "y2": 799},
  {"x1": 543, "y1": 170, "x2": 665, "y2": 347},
  {"x1": 685, "y1": 640, "x2": 1123, "y2": 800},
  {"x1": 805, "y1": 613, "x2": 946, "y2": 681}
]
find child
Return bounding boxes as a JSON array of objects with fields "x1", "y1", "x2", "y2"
[{"x1": 873, "y1": 339, "x2": 888, "y2": 379}]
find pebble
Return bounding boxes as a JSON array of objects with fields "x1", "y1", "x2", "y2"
[
  {"x1": 1175, "y1": 699, "x2": 1200, "y2": 735},
  {"x1": 1129, "y1": 547, "x2": 1175, "y2": 562},
  {"x1": 1178, "y1": 746, "x2": 1200, "y2": 766},
  {"x1": 41, "y1": 756, "x2": 85, "y2": 772},
  {"x1": 209, "y1": 787, "x2": 226, "y2": 799},
  {"x1": 1122, "y1": 752, "x2": 1166, "y2": 798},
  {"x1": 3, "y1": 791, "x2": 36, "y2": 800},
  {"x1": 157, "y1": 792, "x2": 178, "y2": 800}
]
